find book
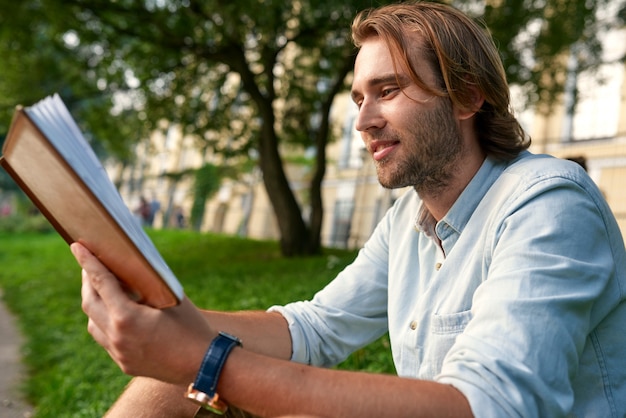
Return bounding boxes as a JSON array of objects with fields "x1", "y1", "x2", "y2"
[{"x1": 0, "y1": 94, "x2": 184, "y2": 309}]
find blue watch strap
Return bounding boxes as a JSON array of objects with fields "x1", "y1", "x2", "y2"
[{"x1": 193, "y1": 331, "x2": 242, "y2": 396}]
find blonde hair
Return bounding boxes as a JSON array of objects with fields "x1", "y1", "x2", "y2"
[{"x1": 352, "y1": 1, "x2": 530, "y2": 160}]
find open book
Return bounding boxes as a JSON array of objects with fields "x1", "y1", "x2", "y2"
[{"x1": 0, "y1": 94, "x2": 184, "y2": 308}]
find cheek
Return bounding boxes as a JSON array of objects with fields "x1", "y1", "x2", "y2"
[{"x1": 390, "y1": 107, "x2": 421, "y2": 131}]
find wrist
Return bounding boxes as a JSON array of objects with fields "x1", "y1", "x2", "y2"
[{"x1": 185, "y1": 331, "x2": 242, "y2": 415}]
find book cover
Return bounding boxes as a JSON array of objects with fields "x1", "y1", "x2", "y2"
[{"x1": 0, "y1": 94, "x2": 184, "y2": 309}]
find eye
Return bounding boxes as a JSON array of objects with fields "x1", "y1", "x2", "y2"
[
  {"x1": 381, "y1": 87, "x2": 399, "y2": 98},
  {"x1": 350, "y1": 91, "x2": 363, "y2": 109}
]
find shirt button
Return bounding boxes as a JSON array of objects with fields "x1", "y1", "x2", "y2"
[
  {"x1": 409, "y1": 321, "x2": 417, "y2": 330},
  {"x1": 435, "y1": 262, "x2": 442, "y2": 271}
]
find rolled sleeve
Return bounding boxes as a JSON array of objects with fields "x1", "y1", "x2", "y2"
[
  {"x1": 267, "y1": 304, "x2": 310, "y2": 364},
  {"x1": 267, "y1": 213, "x2": 393, "y2": 367}
]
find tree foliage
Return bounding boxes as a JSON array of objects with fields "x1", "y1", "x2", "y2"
[
  {"x1": 482, "y1": 0, "x2": 625, "y2": 110},
  {"x1": 0, "y1": 0, "x2": 623, "y2": 256}
]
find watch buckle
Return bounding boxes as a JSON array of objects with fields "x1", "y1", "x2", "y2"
[{"x1": 185, "y1": 383, "x2": 229, "y2": 415}]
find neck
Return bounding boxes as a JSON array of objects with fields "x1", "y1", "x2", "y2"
[{"x1": 418, "y1": 150, "x2": 485, "y2": 222}]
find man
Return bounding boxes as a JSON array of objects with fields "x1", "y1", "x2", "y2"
[{"x1": 73, "y1": 2, "x2": 626, "y2": 417}]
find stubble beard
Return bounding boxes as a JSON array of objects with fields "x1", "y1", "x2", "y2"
[{"x1": 375, "y1": 100, "x2": 464, "y2": 196}]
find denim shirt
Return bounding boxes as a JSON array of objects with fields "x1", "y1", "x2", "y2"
[{"x1": 270, "y1": 151, "x2": 626, "y2": 417}]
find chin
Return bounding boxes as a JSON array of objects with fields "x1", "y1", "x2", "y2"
[{"x1": 377, "y1": 177, "x2": 409, "y2": 190}]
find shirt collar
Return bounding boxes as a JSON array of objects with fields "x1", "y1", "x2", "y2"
[{"x1": 414, "y1": 155, "x2": 508, "y2": 247}]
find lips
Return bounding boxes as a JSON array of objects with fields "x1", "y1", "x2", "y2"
[{"x1": 370, "y1": 140, "x2": 400, "y2": 161}]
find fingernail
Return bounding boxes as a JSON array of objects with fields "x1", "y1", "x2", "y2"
[{"x1": 70, "y1": 242, "x2": 82, "y2": 256}]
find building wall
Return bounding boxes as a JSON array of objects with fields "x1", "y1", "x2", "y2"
[{"x1": 109, "y1": 124, "x2": 202, "y2": 230}]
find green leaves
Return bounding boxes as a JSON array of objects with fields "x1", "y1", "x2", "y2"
[
  {"x1": 190, "y1": 163, "x2": 221, "y2": 230},
  {"x1": 483, "y1": 0, "x2": 622, "y2": 108}
]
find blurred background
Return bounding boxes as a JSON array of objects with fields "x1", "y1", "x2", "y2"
[{"x1": 1, "y1": 0, "x2": 624, "y2": 257}]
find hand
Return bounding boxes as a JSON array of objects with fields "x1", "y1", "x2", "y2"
[{"x1": 71, "y1": 242, "x2": 214, "y2": 384}]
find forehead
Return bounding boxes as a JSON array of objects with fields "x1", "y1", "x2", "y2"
[
  {"x1": 352, "y1": 36, "x2": 436, "y2": 93},
  {"x1": 353, "y1": 37, "x2": 398, "y2": 84}
]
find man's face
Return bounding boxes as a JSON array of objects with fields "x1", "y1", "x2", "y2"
[{"x1": 350, "y1": 37, "x2": 464, "y2": 194}]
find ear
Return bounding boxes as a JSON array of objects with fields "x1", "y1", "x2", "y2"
[{"x1": 455, "y1": 84, "x2": 485, "y2": 121}]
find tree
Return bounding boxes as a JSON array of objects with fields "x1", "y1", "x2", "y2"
[
  {"x1": 2, "y1": 0, "x2": 373, "y2": 256},
  {"x1": 0, "y1": 0, "x2": 623, "y2": 256}
]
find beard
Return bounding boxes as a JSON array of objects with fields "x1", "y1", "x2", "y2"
[{"x1": 373, "y1": 99, "x2": 464, "y2": 196}]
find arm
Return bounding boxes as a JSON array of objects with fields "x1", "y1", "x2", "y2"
[
  {"x1": 74, "y1": 242, "x2": 473, "y2": 417},
  {"x1": 198, "y1": 309, "x2": 292, "y2": 360},
  {"x1": 221, "y1": 348, "x2": 471, "y2": 418},
  {"x1": 74, "y1": 242, "x2": 291, "y2": 383}
]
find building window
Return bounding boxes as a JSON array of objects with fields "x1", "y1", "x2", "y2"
[
  {"x1": 565, "y1": 19, "x2": 625, "y2": 141},
  {"x1": 572, "y1": 63, "x2": 623, "y2": 140},
  {"x1": 338, "y1": 104, "x2": 364, "y2": 169},
  {"x1": 330, "y1": 182, "x2": 356, "y2": 248}
]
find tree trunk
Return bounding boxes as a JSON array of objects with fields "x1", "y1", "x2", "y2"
[
  {"x1": 308, "y1": 54, "x2": 356, "y2": 254},
  {"x1": 257, "y1": 109, "x2": 313, "y2": 257}
]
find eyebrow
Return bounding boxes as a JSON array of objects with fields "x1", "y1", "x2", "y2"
[{"x1": 351, "y1": 73, "x2": 413, "y2": 102}]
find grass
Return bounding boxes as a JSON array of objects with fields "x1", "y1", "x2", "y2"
[{"x1": 0, "y1": 228, "x2": 395, "y2": 417}]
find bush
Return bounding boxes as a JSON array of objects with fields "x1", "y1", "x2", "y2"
[{"x1": 0, "y1": 214, "x2": 55, "y2": 234}]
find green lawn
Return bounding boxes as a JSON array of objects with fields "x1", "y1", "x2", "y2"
[{"x1": 0, "y1": 229, "x2": 394, "y2": 417}]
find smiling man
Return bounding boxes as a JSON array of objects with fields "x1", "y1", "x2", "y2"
[{"x1": 73, "y1": 2, "x2": 626, "y2": 417}]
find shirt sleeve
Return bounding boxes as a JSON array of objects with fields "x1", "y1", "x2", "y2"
[
  {"x1": 437, "y1": 173, "x2": 622, "y2": 417},
  {"x1": 268, "y1": 202, "x2": 397, "y2": 367}
]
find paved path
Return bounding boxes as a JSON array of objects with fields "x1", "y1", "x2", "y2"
[{"x1": 0, "y1": 290, "x2": 35, "y2": 418}]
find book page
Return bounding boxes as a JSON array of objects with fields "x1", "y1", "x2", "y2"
[{"x1": 24, "y1": 94, "x2": 184, "y2": 301}]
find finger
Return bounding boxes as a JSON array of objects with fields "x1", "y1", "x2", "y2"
[
  {"x1": 86, "y1": 317, "x2": 109, "y2": 350},
  {"x1": 86, "y1": 317, "x2": 122, "y2": 368},
  {"x1": 81, "y1": 268, "x2": 99, "y2": 303},
  {"x1": 71, "y1": 242, "x2": 129, "y2": 310},
  {"x1": 81, "y1": 268, "x2": 113, "y2": 329}
]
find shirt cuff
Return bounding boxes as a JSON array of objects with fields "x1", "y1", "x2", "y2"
[{"x1": 266, "y1": 304, "x2": 310, "y2": 364}]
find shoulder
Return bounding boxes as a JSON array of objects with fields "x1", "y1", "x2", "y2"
[
  {"x1": 490, "y1": 152, "x2": 622, "y2": 245},
  {"x1": 499, "y1": 151, "x2": 603, "y2": 201},
  {"x1": 385, "y1": 188, "x2": 424, "y2": 229},
  {"x1": 505, "y1": 151, "x2": 587, "y2": 181},
  {"x1": 364, "y1": 188, "x2": 422, "y2": 250},
  {"x1": 505, "y1": 151, "x2": 588, "y2": 179}
]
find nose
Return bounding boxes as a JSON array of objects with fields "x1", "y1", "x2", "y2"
[{"x1": 354, "y1": 99, "x2": 386, "y2": 132}]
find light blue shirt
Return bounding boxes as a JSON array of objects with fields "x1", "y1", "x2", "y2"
[{"x1": 271, "y1": 151, "x2": 626, "y2": 417}]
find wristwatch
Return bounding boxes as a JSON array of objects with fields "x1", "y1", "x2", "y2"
[{"x1": 185, "y1": 331, "x2": 242, "y2": 414}]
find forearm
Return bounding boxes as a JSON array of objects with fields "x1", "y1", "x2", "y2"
[
  {"x1": 200, "y1": 309, "x2": 292, "y2": 360},
  {"x1": 199, "y1": 303, "x2": 472, "y2": 417},
  {"x1": 220, "y1": 348, "x2": 473, "y2": 418},
  {"x1": 103, "y1": 311, "x2": 295, "y2": 418}
]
